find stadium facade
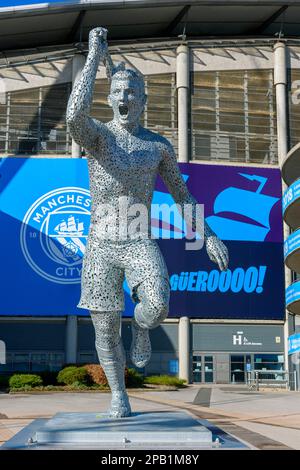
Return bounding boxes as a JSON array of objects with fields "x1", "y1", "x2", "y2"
[{"x1": 0, "y1": 1, "x2": 300, "y2": 387}]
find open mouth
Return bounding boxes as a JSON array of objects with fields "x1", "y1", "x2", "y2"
[{"x1": 119, "y1": 104, "x2": 129, "y2": 117}]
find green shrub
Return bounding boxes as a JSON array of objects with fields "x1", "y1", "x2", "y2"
[
  {"x1": 90, "y1": 383, "x2": 107, "y2": 390},
  {"x1": 144, "y1": 375, "x2": 186, "y2": 387},
  {"x1": 9, "y1": 374, "x2": 43, "y2": 389},
  {"x1": 43, "y1": 385, "x2": 57, "y2": 391},
  {"x1": 126, "y1": 368, "x2": 144, "y2": 388},
  {"x1": 57, "y1": 366, "x2": 90, "y2": 385},
  {"x1": 68, "y1": 381, "x2": 89, "y2": 390},
  {"x1": 10, "y1": 385, "x2": 35, "y2": 392}
]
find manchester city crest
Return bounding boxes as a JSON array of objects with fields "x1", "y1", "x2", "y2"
[{"x1": 20, "y1": 187, "x2": 91, "y2": 284}]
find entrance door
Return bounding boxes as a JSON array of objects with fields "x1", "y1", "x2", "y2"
[
  {"x1": 230, "y1": 354, "x2": 251, "y2": 383},
  {"x1": 192, "y1": 355, "x2": 202, "y2": 383},
  {"x1": 192, "y1": 354, "x2": 215, "y2": 383},
  {"x1": 230, "y1": 355, "x2": 245, "y2": 382},
  {"x1": 204, "y1": 356, "x2": 214, "y2": 383}
]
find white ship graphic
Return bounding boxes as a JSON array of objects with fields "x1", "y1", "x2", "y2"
[
  {"x1": 45, "y1": 210, "x2": 89, "y2": 265},
  {"x1": 54, "y1": 215, "x2": 84, "y2": 238}
]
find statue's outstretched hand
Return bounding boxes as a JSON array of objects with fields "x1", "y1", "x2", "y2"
[
  {"x1": 89, "y1": 27, "x2": 108, "y2": 57},
  {"x1": 206, "y1": 235, "x2": 229, "y2": 271}
]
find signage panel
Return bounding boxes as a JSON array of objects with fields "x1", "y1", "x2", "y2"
[{"x1": 0, "y1": 158, "x2": 284, "y2": 319}]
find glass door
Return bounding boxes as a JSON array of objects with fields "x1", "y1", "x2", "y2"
[
  {"x1": 230, "y1": 355, "x2": 245, "y2": 382},
  {"x1": 204, "y1": 356, "x2": 214, "y2": 383},
  {"x1": 192, "y1": 354, "x2": 215, "y2": 383},
  {"x1": 192, "y1": 355, "x2": 202, "y2": 383}
]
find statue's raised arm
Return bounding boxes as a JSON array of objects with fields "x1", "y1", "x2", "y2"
[
  {"x1": 159, "y1": 139, "x2": 229, "y2": 271},
  {"x1": 66, "y1": 27, "x2": 109, "y2": 154}
]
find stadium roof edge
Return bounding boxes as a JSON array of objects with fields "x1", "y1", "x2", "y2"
[
  {"x1": 1, "y1": 1, "x2": 300, "y2": 14},
  {"x1": 2, "y1": 0, "x2": 300, "y2": 17},
  {"x1": 0, "y1": 1, "x2": 300, "y2": 51}
]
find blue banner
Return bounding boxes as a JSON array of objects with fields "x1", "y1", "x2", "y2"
[
  {"x1": 282, "y1": 179, "x2": 300, "y2": 214},
  {"x1": 0, "y1": 1, "x2": 75, "y2": 8},
  {"x1": 0, "y1": 1, "x2": 111, "y2": 9},
  {"x1": 288, "y1": 333, "x2": 300, "y2": 355},
  {"x1": 0, "y1": 158, "x2": 284, "y2": 319},
  {"x1": 284, "y1": 229, "x2": 300, "y2": 261},
  {"x1": 286, "y1": 281, "x2": 300, "y2": 312}
]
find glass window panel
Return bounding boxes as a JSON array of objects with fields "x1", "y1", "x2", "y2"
[
  {"x1": 7, "y1": 83, "x2": 71, "y2": 154},
  {"x1": 193, "y1": 355, "x2": 202, "y2": 362},
  {"x1": 31, "y1": 354, "x2": 47, "y2": 362},
  {"x1": 14, "y1": 354, "x2": 30, "y2": 362},
  {"x1": 193, "y1": 353, "x2": 202, "y2": 382},
  {"x1": 231, "y1": 355, "x2": 244, "y2": 362},
  {"x1": 78, "y1": 353, "x2": 96, "y2": 363},
  {"x1": 230, "y1": 354, "x2": 245, "y2": 382},
  {"x1": 40, "y1": 84, "x2": 70, "y2": 154},
  {"x1": 231, "y1": 372, "x2": 245, "y2": 382},
  {"x1": 145, "y1": 74, "x2": 177, "y2": 151},
  {"x1": 205, "y1": 356, "x2": 213, "y2": 362},
  {"x1": 192, "y1": 66, "x2": 277, "y2": 164},
  {"x1": 5, "y1": 68, "x2": 177, "y2": 155},
  {"x1": 193, "y1": 372, "x2": 201, "y2": 382},
  {"x1": 254, "y1": 354, "x2": 284, "y2": 363},
  {"x1": 205, "y1": 372, "x2": 213, "y2": 382},
  {"x1": 13, "y1": 353, "x2": 30, "y2": 372}
]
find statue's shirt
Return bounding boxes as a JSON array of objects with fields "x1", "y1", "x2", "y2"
[{"x1": 87, "y1": 122, "x2": 168, "y2": 241}]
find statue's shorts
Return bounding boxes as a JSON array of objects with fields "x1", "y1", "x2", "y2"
[{"x1": 77, "y1": 229, "x2": 169, "y2": 312}]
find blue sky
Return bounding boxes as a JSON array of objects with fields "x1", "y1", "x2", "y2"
[{"x1": 0, "y1": 0, "x2": 78, "y2": 7}]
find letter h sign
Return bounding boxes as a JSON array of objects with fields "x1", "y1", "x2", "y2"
[{"x1": 233, "y1": 334, "x2": 243, "y2": 346}]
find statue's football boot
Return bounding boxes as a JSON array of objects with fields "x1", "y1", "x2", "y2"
[
  {"x1": 108, "y1": 390, "x2": 132, "y2": 418},
  {"x1": 95, "y1": 339, "x2": 131, "y2": 418},
  {"x1": 130, "y1": 317, "x2": 151, "y2": 368}
]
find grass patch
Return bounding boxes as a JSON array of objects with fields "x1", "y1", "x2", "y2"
[{"x1": 144, "y1": 375, "x2": 186, "y2": 388}]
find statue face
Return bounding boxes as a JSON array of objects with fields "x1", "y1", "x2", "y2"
[{"x1": 108, "y1": 75, "x2": 146, "y2": 127}]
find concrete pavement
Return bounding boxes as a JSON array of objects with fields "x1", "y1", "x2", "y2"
[{"x1": 1, "y1": 385, "x2": 299, "y2": 449}]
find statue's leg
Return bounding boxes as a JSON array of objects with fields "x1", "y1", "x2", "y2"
[
  {"x1": 90, "y1": 310, "x2": 131, "y2": 418},
  {"x1": 130, "y1": 277, "x2": 170, "y2": 368}
]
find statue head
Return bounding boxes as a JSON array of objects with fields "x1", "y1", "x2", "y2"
[{"x1": 107, "y1": 67, "x2": 147, "y2": 129}]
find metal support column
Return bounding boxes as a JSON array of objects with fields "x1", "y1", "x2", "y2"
[
  {"x1": 274, "y1": 41, "x2": 292, "y2": 374},
  {"x1": 65, "y1": 315, "x2": 78, "y2": 364},
  {"x1": 65, "y1": 56, "x2": 85, "y2": 364},
  {"x1": 176, "y1": 44, "x2": 189, "y2": 163},
  {"x1": 178, "y1": 316, "x2": 190, "y2": 383}
]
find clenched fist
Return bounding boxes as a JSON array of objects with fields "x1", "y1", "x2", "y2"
[{"x1": 88, "y1": 27, "x2": 108, "y2": 58}]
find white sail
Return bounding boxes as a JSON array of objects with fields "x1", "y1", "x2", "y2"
[
  {"x1": 67, "y1": 216, "x2": 77, "y2": 232},
  {"x1": 77, "y1": 222, "x2": 84, "y2": 232},
  {"x1": 55, "y1": 220, "x2": 67, "y2": 232}
]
